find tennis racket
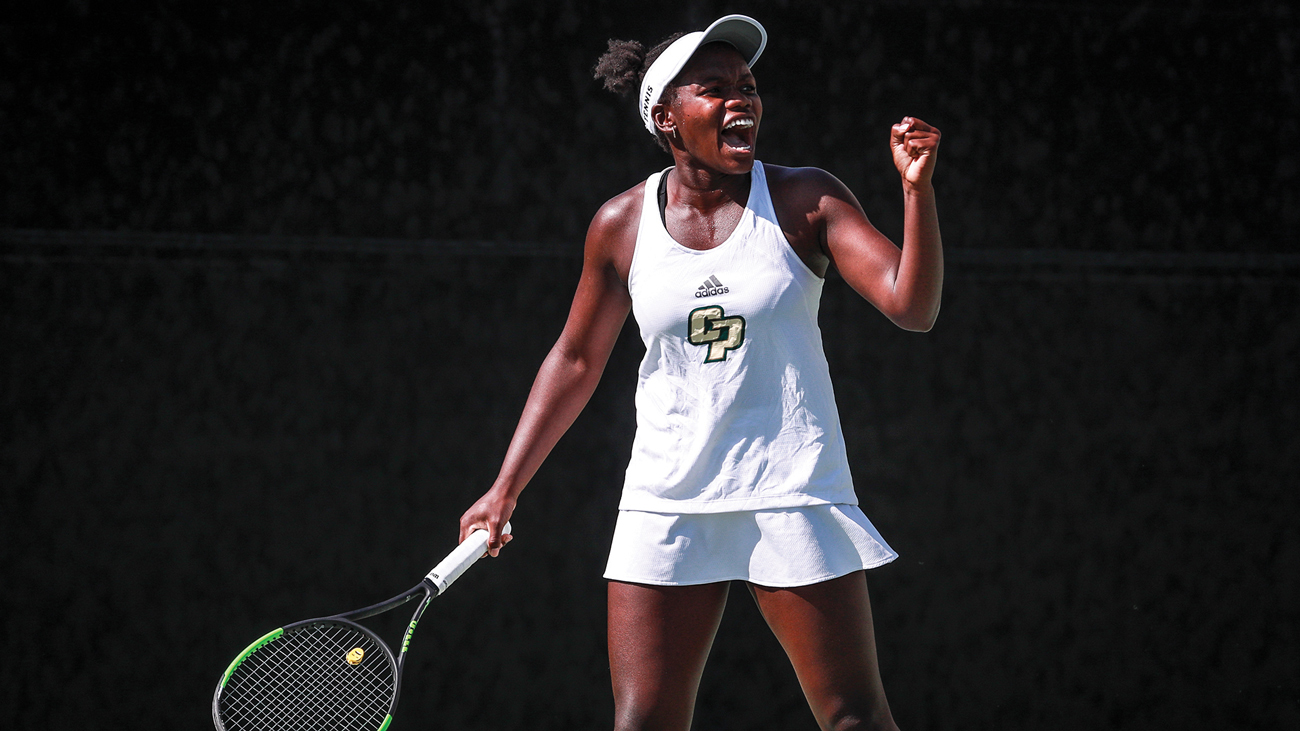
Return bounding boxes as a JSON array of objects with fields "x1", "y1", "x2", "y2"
[{"x1": 211, "y1": 523, "x2": 510, "y2": 731}]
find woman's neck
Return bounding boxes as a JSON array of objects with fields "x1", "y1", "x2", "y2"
[{"x1": 667, "y1": 162, "x2": 752, "y2": 213}]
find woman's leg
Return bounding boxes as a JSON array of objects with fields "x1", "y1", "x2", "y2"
[
  {"x1": 749, "y1": 571, "x2": 899, "y2": 731},
  {"x1": 608, "y1": 580, "x2": 731, "y2": 731}
]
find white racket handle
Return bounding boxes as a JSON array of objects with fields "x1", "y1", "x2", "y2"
[{"x1": 425, "y1": 522, "x2": 511, "y2": 595}]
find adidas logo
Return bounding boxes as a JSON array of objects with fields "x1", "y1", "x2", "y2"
[{"x1": 695, "y1": 275, "x2": 730, "y2": 298}]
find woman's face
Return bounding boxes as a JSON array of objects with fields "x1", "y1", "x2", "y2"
[{"x1": 661, "y1": 42, "x2": 762, "y2": 174}]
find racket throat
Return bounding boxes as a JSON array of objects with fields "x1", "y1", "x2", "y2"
[{"x1": 400, "y1": 597, "x2": 432, "y2": 656}]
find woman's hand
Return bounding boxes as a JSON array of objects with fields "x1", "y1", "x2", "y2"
[
  {"x1": 890, "y1": 117, "x2": 941, "y2": 190},
  {"x1": 459, "y1": 488, "x2": 516, "y2": 557}
]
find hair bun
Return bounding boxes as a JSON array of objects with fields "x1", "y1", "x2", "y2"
[{"x1": 592, "y1": 39, "x2": 647, "y2": 97}]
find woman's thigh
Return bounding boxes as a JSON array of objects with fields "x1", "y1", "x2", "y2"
[
  {"x1": 749, "y1": 571, "x2": 898, "y2": 731},
  {"x1": 607, "y1": 580, "x2": 731, "y2": 731}
]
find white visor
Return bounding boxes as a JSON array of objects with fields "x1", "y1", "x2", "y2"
[{"x1": 638, "y1": 14, "x2": 767, "y2": 135}]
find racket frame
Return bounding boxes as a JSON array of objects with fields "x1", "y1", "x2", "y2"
[{"x1": 212, "y1": 525, "x2": 506, "y2": 731}]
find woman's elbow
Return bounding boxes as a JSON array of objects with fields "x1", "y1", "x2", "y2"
[
  {"x1": 889, "y1": 304, "x2": 940, "y2": 332},
  {"x1": 895, "y1": 318, "x2": 935, "y2": 333}
]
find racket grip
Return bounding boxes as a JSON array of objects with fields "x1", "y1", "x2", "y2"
[{"x1": 425, "y1": 522, "x2": 511, "y2": 595}]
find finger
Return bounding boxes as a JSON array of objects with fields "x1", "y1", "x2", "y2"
[
  {"x1": 495, "y1": 533, "x2": 514, "y2": 556},
  {"x1": 906, "y1": 136, "x2": 936, "y2": 155},
  {"x1": 904, "y1": 116, "x2": 938, "y2": 134},
  {"x1": 891, "y1": 117, "x2": 913, "y2": 142},
  {"x1": 459, "y1": 513, "x2": 487, "y2": 545},
  {"x1": 904, "y1": 133, "x2": 940, "y2": 156},
  {"x1": 905, "y1": 131, "x2": 940, "y2": 154}
]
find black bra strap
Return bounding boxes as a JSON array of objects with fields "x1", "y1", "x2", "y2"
[{"x1": 657, "y1": 170, "x2": 669, "y2": 227}]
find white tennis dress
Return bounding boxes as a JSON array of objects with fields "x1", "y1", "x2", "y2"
[{"x1": 604, "y1": 161, "x2": 896, "y2": 587}]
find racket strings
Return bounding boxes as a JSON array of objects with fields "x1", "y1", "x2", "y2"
[{"x1": 218, "y1": 623, "x2": 396, "y2": 731}]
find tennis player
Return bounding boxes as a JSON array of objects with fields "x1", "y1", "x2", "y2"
[{"x1": 460, "y1": 14, "x2": 941, "y2": 731}]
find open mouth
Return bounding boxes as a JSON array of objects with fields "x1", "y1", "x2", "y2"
[{"x1": 721, "y1": 117, "x2": 756, "y2": 153}]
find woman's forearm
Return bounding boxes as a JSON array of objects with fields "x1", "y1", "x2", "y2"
[
  {"x1": 892, "y1": 182, "x2": 944, "y2": 332},
  {"x1": 489, "y1": 338, "x2": 611, "y2": 501}
]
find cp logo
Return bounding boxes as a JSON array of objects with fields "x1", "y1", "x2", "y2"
[{"x1": 688, "y1": 306, "x2": 746, "y2": 363}]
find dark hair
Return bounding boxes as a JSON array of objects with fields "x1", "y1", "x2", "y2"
[{"x1": 593, "y1": 32, "x2": 684, "y2": 152}]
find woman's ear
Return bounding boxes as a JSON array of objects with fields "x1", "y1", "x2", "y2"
[{"x1": 651, "y1": 102, "x2": 677, "y2": 142}]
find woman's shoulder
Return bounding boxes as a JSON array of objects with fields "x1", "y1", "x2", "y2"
[
  {"x1": 590, "y1": 180, "x2": 648, "y2": 236},
  {"x1": 587, "y1": 180, "x2": 647, "y2": 247},
  {"x1": 763, "y1": 162, "x2": 864, "y2": 227},
  {"x1": 762, "y1": 163, "x2": 849, "y2": 204},
  {"x1": 759, "y1": 164, "x2": 855, "y2": 276},
  {"x1": 582, "y1": 179, "x2": 649, "y2": 280}
]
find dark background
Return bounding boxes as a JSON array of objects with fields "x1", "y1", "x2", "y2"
[{"x1": 2, "y1": 1, "x2": 1297, "y2": 729}]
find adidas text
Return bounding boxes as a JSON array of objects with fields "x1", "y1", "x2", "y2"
[{"x1": 696, "y1": 275, "x2": 729, "y2": 298}]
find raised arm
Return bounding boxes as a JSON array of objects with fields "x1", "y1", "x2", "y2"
[
  {"x1": 814, "y1": 117, "x2": 944, "y2": 331},
  {"x1": 458, "y1": 190, "x2": 639, "y2": 553}
]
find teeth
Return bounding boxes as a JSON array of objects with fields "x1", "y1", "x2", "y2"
[{"x1": 723, "y1": 118, "x2": 754, "y2": 131}]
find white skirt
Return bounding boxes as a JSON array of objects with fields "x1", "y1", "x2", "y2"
[{"x1": 603, "y1": 504, "x2": 897, "y2": 587}]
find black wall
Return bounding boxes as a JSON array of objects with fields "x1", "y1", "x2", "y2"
[
  {"x1": 3, "y1": 1, "x2": 1297, "y2": 729},
  {"x1": 4, "y1": 1, "x2": 1295, "y2": 252}
]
